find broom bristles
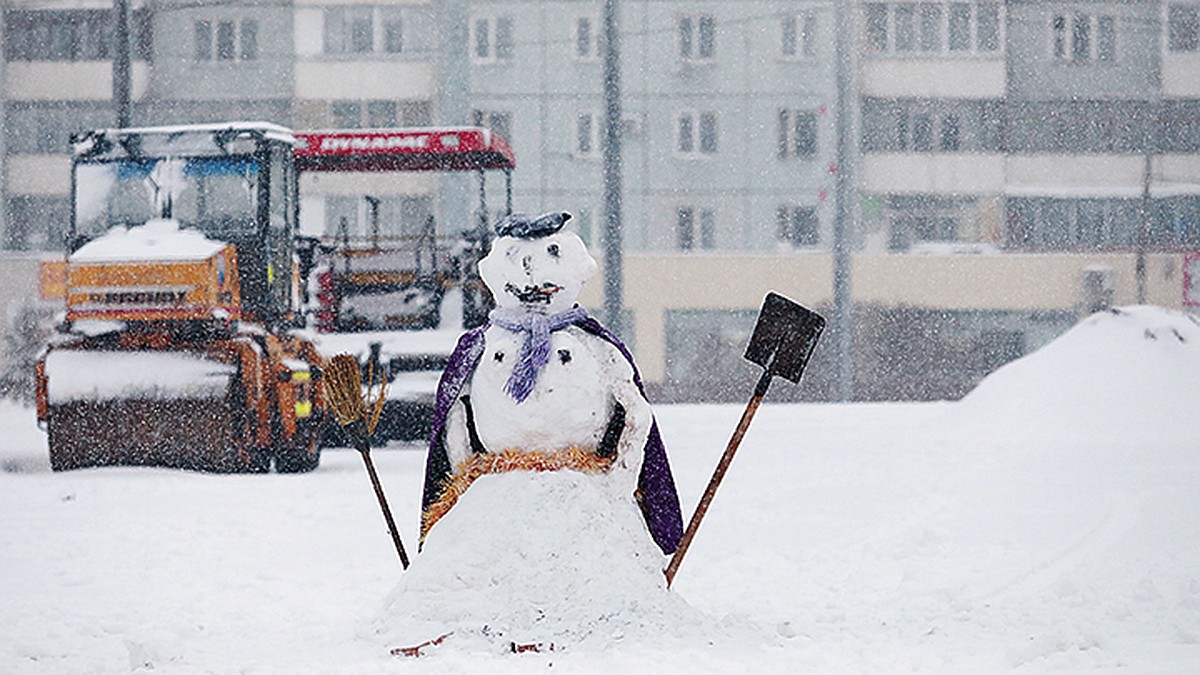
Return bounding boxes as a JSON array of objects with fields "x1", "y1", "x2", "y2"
[
  {"x1": 324, "y1": 353, "x2": 389, "y2": 435},
  {"x1": 325, "y1": 354, "x2": 367, "y2": 426}
]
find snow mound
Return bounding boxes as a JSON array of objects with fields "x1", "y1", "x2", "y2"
[
  {"x1": 373, "y1": 470, "x2": 752, "y2": 654},
  {"x1": 960, "y1": 305, "x2": 1200, "y2": 437},
  {"x1": 71, "y1": 219, "x2": 226, "y2": 263}
]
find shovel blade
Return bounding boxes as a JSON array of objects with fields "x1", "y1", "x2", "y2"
[{"x1": 744, "y1": 292, "x2": 825, "y2": 384}]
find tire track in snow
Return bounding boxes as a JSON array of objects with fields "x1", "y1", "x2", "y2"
[{"x1": 974, "y1": 493, "x2": 1141, "y2": 603}]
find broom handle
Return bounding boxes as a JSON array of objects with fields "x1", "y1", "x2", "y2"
[
  {"x1": 358, "y1": 446, "x2": 411, "y2": 569},
  {"x1": 664, "y1": 369, "x2": 772, "y2": 587}
]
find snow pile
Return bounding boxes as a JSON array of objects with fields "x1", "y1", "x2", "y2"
[
  {"x1": 373, "y1": 470, "x2": 748, "y2": 654},
  {"x1": 71, "y1": 219, "x2": 226, "y2": 263},
  {"x1": 45, "y1": 350, "x2": 233, "y2": 403},
  {"x1": 960, "y1": 305, "x2": 1200, "y2": 437}
]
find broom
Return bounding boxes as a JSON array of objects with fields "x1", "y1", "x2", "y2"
[{"x1": 324, "y1": 354, "x2": 410, "y2": 569}]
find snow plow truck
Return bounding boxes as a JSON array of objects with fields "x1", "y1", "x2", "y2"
[{"x1": 34, "y1": 122, "x2": 326, "y2": 473}]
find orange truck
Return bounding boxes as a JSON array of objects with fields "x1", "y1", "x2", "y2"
[{"x1": 35, "y1": 123, "x2": 324, "y2": 472}]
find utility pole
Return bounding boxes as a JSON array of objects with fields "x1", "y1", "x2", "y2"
[
  {"x1": 1136, "y1": 151, "x2": 1150, "y2": 304},
  {"x1": 113, "y1": 0, "x2": 132, "y2": 127},
  {"x1": 601, "y1": 0, "x2": 624, "y2": 337},
  {"x1": 832, "y1": 0, "x2": 855, "y2": 400},
  {"x1": 0, "y1": 9, "x2": 7, "y2": 246},
  {"x1": 440, "y1": 0, "x2": 471, "y2": 234}
]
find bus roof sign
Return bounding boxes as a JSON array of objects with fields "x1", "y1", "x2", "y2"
[{"x1": 294, "y1": 127, "x2": 515, "y2": 173}]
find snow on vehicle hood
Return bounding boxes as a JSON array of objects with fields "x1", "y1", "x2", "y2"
[{"x1": 71, "y1": 219, "x2": 227, "y2": 264}]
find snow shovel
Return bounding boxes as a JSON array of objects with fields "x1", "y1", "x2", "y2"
[
  {"x1": 664, "y1": 292, "x2": 825, "y2": 587},
  {"x1": 324, "y1": 354, "x2": 411, "y2": 570}
]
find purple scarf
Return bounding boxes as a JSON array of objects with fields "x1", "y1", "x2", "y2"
[{"x1": 489, "y1": 306, "x2": 589, "y2": 403}]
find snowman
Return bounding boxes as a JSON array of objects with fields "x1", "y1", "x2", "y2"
[{"x1": 420, "y1": 211, "x2": 683, "y2": 556}]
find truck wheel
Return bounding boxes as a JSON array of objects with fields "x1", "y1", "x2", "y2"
[
  {"x1": 47, "y1": 411, "x2": 81, "y2": 471},
  {"x1": 275, "y1": 417, "x2": 321, "y2": 474},
  {"x1": 217, "y1": 377, "x2": 260, "y2": 473}
]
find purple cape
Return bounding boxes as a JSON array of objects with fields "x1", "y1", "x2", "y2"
[{"x1": 421, "y1": 316, "x2": 684, "y2": 555}]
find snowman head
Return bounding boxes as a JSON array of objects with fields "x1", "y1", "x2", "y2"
[{"x1": 478, "y1": 211, "x2": 597, "y2": 315}]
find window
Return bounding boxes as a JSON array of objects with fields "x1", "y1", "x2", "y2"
[
  {"x1": 576, "y1": 112, "x2": 600, "y2": 157},
  {"x1": 367, "y1": 101, "x2": 397, "y2": 127},
  {"x1": 4, "y1": 8, "x2": 151, "y2": 61},
  {"x1": 976, "y1": 3, "x2": 1000, "y2": 50},
  {"x1": 778, "y1": 109, "x2": 817, "y2": 159},
  {"x1": 862, "y1": 99, "x2": 985, "y2": 153},
  {"x1": 384, "y1": 14, "x2": 403, "y2": 53},
  {"x1": 866, "y1": 2, "x2": 1001, "y2": 55},
  {"x1": 331, "y1": 101, "x2": 362, "y2": 128},
  {"x1": 574, "y1": 208, "x2": 596, "y2": 248},
  {"x1": 473, "y1": 110, "x2": 513, "y2": 142},
  {"x1": 1071, "y1": 14, "x2": 1091, "y2": 61},
  {"x1": 324, "y1": 195, "x2": 433, "y2": 241},
  {"x1": 1097, "y1": 16, "x2": 1116, "y2": 61},
  {"x1": 895, "y1": 4, "x2": 916, "y2": 51},
  {"x1": 1004, "y1": 198, "x2": 1200, "y2": 252},
  {"x1": 781, "y1": 12, "x2": 816, "y2": 58},
  {"x1": 777, "y1": 206, "x2": 819, "y2": 247},
  {"x1": 195, "y1": 18, "x2": 257, "y2": 62},
  {"x1": 5, "y1": 102, "x2": 112, "y2": 155},
  {"x1": 331, "y1": 100, "x2": 426, "y2": 128},
  {"x1": 1169, "y1": 4, "x2": 1199, "y2": 52},
  {"x1": 948, "y1": 3, "x2": 972, "y2": 51},
  {"x1": 324, "y1": 7, "x2": 407, "y2": 55},
  {"x1": 4, "y1": 195, "x2": 69, "y2": 251},
  {"x1": 216, "y1": 21, "x2": 236, "y2": 61},
  {"x1": 912, "y1": 113, "x2": 933, "y2": 151},
  {"x1": 240, "y1": 20, "x2": 258, "y2": 60},
  {"x1": 919, "y1": 4, "x2": 943, "y2": 52},
  {"x1": 677, "y1": 112, "x2": 718, "y2": 155},
  {"x1": 866, "y1": 4, "x2": 889, "y2": 51},
  {"x1": 679, "y1": 14, "x2": 716, "y2": 62},
  {"x1": 472, "y1": 15, "x2": 514, "y2": 63},
  {"x1": 1053, "y1": 13, "x2": 1116, "y2": 62},
  {"x1": 676, "y1": 207, "x2": 715, "y2": 251},
  {"x1": 575, "y1": 16, "x2": 599, "y2": 60},
  {"x1": 887, "y1": 195, "x2": 962, "y2": 250},
  {"x1": 940, "y1": 113, "x2": 961, "y2": 150},
  {"x1": 194, "y1": 21, "x2": 212, "y2": 60}
]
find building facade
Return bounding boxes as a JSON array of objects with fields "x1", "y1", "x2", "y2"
[{"x1": 1, "y1": 0, "x2": 1197, "y2": 401}]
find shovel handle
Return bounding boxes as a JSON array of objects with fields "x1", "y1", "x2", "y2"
[{"x1": 665, "y1": 369, "x2": 772, "y2": 587}]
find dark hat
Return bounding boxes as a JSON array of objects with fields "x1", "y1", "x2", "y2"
[{"x1": 493, "y1": 211, "x2": 572, "y2": 239}]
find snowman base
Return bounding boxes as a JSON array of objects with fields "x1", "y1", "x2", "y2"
[{"x1": 376, "y1": 470, "x2": 712, "y2": 655}]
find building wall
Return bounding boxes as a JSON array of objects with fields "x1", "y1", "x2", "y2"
[
  {"x1": 0, "y1": 0, "x2": 1197, "y2": 402},
  {"x1": 1006, "y1": 0, "x2": 1161, "y2": 100},
  {"x1": 466, "y1": 1, "x2": 839, "y2": 255}
]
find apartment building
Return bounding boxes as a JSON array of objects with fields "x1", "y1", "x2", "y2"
[
  {"x1": 0, "y1": 0, "x2": 444, "y2": 251},
  {"x1": 466, "y1": 0, "x2": 1197, "y2": 400},
  {"x1": 0, "y1": 0, "x2": 1197, "y2": 401}
]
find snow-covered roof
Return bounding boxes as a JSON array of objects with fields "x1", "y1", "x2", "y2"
[{"x1": 71, "y1": 219, "x2": 226, "y2": 264}]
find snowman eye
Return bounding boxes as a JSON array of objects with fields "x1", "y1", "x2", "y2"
[{"x1": 547, "y1": 243, "x2": 560, "y2": 258}]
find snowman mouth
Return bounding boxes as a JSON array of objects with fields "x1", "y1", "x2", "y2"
[{"x1": 506, "y1": 282, "x2": 562, "y2": 305}]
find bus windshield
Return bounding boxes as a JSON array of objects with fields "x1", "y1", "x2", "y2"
[{"x1": 74, "y1": 155, "x2": 260, "y2": 245}]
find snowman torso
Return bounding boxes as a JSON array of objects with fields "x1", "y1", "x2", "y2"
[
  {"x1": 421, "y1": 213, "x2": 683, "y2": 551},
  {"x1": 468, "y1": 324, "x2": 622, "y2": 453}
]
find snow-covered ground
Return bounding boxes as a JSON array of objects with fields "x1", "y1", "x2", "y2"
[{"x1": 1, "y1": 306, "x2": 1198, "y2": 673}]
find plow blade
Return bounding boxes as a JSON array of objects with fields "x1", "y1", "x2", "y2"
[{"x1": 47, "y1": 393, "x2": 258, "y2": 473}]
